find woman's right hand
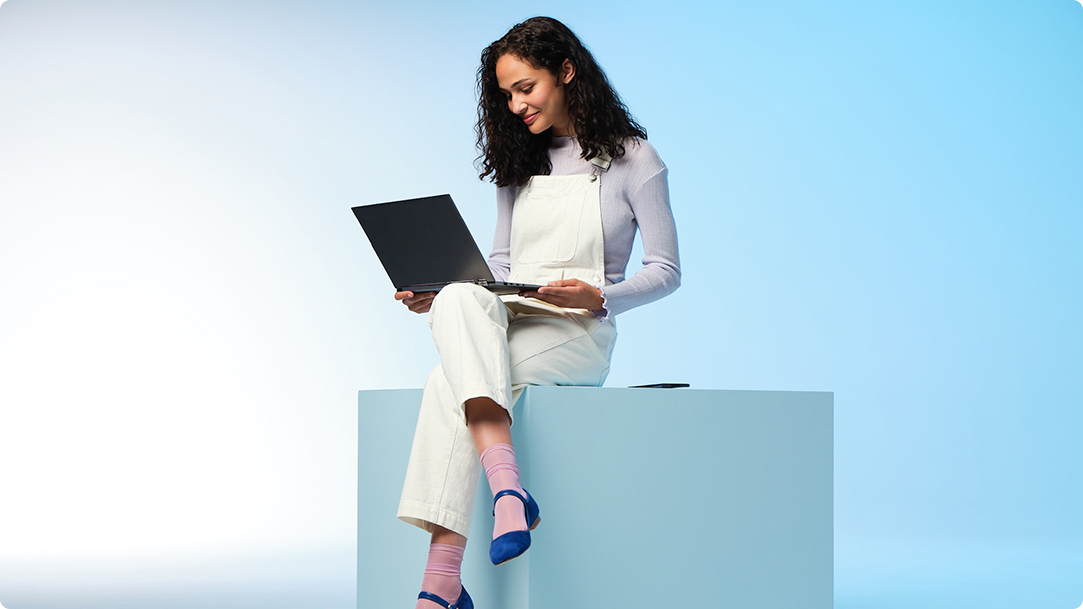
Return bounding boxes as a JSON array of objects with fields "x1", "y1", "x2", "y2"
[{"x1": 395, "y1": 290, "x2": 437, "y2": 314}]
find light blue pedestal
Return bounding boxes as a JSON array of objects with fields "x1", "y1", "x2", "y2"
[{"x1": 358, "y1": 387, "x2": 833, "y2": 609}]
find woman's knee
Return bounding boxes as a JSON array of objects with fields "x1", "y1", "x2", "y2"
[
  {"x1": 434, "y1": 282, "x2": 495, "y2": 306},
  {"x1": 429, "y1": 283, "x2": 505, "y2": 325}
]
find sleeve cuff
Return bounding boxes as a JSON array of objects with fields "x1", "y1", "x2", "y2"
[{"x1": 592, "y1": 287, "x2": 611, "y2": 321}]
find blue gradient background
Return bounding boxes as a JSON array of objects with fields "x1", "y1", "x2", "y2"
[{"x1": 0, "y1": 1, "x2": 1080, "y2": 607}]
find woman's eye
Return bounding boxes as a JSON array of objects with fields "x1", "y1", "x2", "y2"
[{"x1": 522, "y1": 86, "x2": 533, "y2": 93}]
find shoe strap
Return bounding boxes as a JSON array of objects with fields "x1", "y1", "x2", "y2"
[
  {"x1": 491, "y1": 488, "x2": 527, "y2": 516},
  {"x1": 418, "y1": 591, "x2": 460, "y2": 609}
]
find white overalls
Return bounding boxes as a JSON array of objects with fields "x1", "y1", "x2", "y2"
[{"x1": 397, "y1": 156, "x2": 617, "y2": 538}]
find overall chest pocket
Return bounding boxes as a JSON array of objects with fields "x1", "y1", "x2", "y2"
[{"x1": 511, "y1": 188, "x2": 587, "y2": 265}]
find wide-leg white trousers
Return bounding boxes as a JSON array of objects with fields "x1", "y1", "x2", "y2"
[{"x1": 396, "y1": 283, "x2": 616, "y2": 537}]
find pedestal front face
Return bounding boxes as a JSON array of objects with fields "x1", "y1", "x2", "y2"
[
  {"x1": 358, "y1": 387, "x2": 833, "y2": 609},
  {"x1": 356, "y1": 389, "x2": 427, "y2": 606}
]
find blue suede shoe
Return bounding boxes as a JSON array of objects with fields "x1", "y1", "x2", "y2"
[
  {"x1": 417, "y1": 586, "x2": 473, "y2": 609},
  {"x1": 489, "y1": 489, "x2": 541, "y2": 565}
]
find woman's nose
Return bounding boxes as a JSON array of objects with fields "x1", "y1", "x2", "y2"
[{"x1": 509, "y1": 95, "x2": 526, "y2": 115}]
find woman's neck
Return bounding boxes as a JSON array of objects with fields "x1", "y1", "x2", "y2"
[{"x1": 549, "y1": 135, "x2": 576, "y2": 149}]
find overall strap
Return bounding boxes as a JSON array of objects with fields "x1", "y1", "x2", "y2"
[{"x1": 589, "y1": 150, "x2": 611, "y2": 181}]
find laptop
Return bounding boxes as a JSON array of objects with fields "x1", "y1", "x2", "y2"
[{"x1": 352, "y1": 194, "x2": 541, "y2": 295}]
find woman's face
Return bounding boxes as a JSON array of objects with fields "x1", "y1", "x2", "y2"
[{"x1": 495, "y1": 54, "x2": 575, "y2": 137}]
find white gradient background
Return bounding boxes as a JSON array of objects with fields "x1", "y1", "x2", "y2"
[{"x1": 0, "y1": 1, "x2": 1080, "y2": 608}]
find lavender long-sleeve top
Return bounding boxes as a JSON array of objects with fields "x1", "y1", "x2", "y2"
[{"x1": 486, "y1": 136, "x2": 681, "y2": 318}]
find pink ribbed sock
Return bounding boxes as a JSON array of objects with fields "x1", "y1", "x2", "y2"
[
  {"x1": 415, "y1": 543, "x2": 464, "y2": 609},
  {"x1": 480, "y1": 443, "x2": 528, "y2": 540}
]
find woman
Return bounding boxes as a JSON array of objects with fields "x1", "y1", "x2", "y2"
[{"x1": 395, "y1": 16, "x2": 680, "y2": 609}]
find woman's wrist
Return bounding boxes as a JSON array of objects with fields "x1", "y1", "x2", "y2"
[{"x1": 589, "y1": 285, "x2": 604, "y2": 311}]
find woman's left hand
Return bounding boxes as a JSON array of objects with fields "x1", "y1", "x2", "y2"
[{"x1": 520, "y1": 279, "x2": 604, "y2": 311}]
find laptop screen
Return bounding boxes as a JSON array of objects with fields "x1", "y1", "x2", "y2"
[{"x1": 352, "y1": 194, "x2": 497, "y2": 290}]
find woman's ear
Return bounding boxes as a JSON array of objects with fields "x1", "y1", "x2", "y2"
[{"x1": 561, "y1": 58, "x2": 576, "y2": 85}]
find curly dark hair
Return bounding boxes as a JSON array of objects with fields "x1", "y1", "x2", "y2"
[{"x1": 476, "y1": 17, "x2": 648, "y2": 188}]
